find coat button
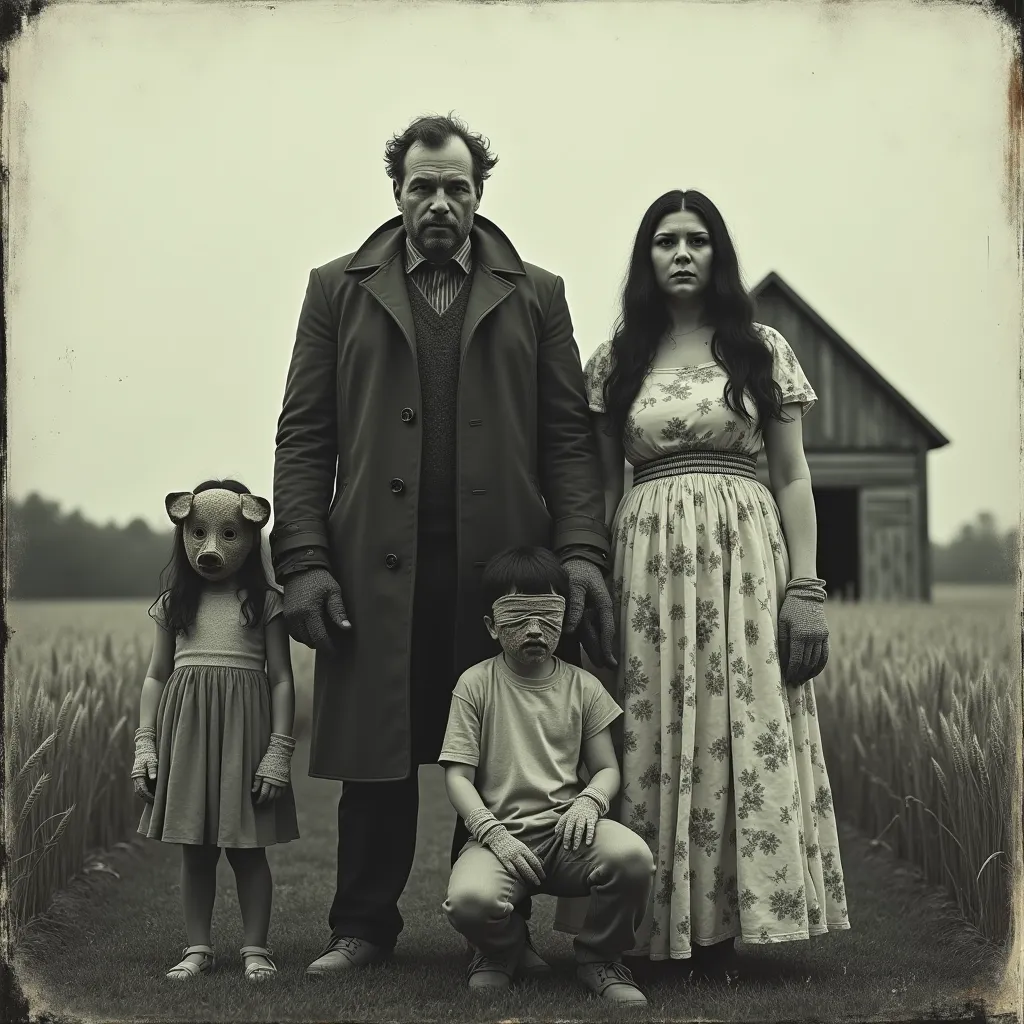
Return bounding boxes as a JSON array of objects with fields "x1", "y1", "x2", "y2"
[
  {"x1": 401, "y1": 407, "x2": 415, "y2": 423},
  {"x1": 385, "y1": 553, "x2": 399, "y2": 569},
  {"x1": 390, "y1": 477, "x2": 405, "y2": 494}
]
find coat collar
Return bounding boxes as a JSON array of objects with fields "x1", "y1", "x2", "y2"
[
  {"x1": 405, "y1": 234, "x2": 473, "y2": 276},
  {"x1": 346, "y1": 213, "x2": 526, "y2": 276}
]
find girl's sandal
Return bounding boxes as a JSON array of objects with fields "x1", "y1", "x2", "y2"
[
  {"x1": 166, "y1": 945, "x2": 215, "y2": 980},
  {"x1": 240, "y1": 945, "x2": 277, "y2": 982}
]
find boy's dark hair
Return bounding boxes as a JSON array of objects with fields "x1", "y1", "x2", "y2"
[{"x1": 480, "y1": 546, "x2": 571, "y2": 615}]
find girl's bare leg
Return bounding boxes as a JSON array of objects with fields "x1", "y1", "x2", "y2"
[
  {"x1": 226, "y1": 847, "x2": 274, "y2": 970},
  {"x1": 179, "y1": 844, "x2": 221, "y2": 966}
]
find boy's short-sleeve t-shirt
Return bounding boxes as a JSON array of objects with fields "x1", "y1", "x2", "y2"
[{"x1": 439, "y1": 655, "x2": 622, "y2": 842}]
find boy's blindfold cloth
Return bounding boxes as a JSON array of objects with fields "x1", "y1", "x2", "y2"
[{"x1": 491, "y1": 594, "x2": 566, "y2": 665}]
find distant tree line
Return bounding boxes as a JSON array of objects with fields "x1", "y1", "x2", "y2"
[
  {"x1": 930, "y1": 510, "x2": 1018, "y2": 585},
  {"x1": 3, "y1": 493, "x2": 1019, "y2": 599},
  {"x1": 7, "y1": 494, "x2": 175, "y2": 599}
]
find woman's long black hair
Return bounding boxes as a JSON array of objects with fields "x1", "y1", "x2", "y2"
[
  {"x1": 150, "y1": 478, "x2": 273, "y2": 636},
  {"x1": 602, "y1": 189, "x2": 789, "y2": 443}
]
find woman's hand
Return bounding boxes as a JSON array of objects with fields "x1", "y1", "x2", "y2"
[{"x1": 777, "y1": 578, "x2": 829, "y2": 684}]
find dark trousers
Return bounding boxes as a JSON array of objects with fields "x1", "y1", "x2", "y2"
[{"x1": 327, "y1": 533, "x2": 531, "y2": 948}]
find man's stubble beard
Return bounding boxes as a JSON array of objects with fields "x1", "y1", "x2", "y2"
[{"x1": 404, "y1": 207, "x2": 474, "y2": 262}]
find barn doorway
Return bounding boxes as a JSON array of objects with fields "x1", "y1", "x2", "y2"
[{"x1": 813, "y1": 487, "x2": 860, "y2": 601}]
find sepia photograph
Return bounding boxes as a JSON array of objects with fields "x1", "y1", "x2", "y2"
[{"x1": 2, "y1": 0, "x2": 1022, "y2": 1021}]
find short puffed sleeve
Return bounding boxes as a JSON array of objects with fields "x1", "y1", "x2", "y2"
[
  {"x1": 582, "y1": 340, "x2": 614, "y2": 414},
  {"x1": 263, "y1": 587, "x2": 285, "y2": 624},
  {"x1": 148, "y1": 591, "x2": 171, "y2": 629},
  {"x1": 758, "y1": 324, "x2": 817, "y2": 417}
]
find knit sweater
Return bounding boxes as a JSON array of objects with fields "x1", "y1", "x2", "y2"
[{"x1": 408, "y1": 266, "x2": 475, "y2": 538}]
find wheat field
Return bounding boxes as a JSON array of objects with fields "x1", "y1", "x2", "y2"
[
  {"x1": 2, "y1": 600, "x2": 316, "y2": 939},
  {"x1": 813, "y1": 585, "x2": 1020, "y2": 947},
  {"x1": 3, "y1": 588, "x2": 1019, "y2": 949}
]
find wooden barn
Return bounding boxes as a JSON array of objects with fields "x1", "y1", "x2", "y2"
[{"x1": 749, "y1": 272, "x2": 950, "y2": 602}]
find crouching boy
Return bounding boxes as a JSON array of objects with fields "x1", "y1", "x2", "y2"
[{"x1": 438, "y1": 546, "x2": 655, "y2": 1004}]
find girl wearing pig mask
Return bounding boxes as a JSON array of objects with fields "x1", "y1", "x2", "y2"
[{"x1": 132, "y1": 479, "x2": 299, "y2": 982}]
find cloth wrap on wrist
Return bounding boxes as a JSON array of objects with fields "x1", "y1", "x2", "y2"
[
  {"x1": 576, "y1": 784, "x2": 610, "y2": 817},
  {"x1": 464, "y1": 806, "x2": 505, "y2": 845},
  {"x1": 255, "y1": 733, "x2": 297, "y2": 785},
  {"x1": 464, "y1": 808, "x2": 521, "y2": 862},
  {"x1": 785, "y1": 576, "x2": 827, "y2": 601},
  {"x1": 131, "y1": 726, "x2": 157, "y2": 778}
]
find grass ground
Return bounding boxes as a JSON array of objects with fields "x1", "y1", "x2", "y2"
[{"x1": 11, "y1": 737, "x2": 1012, "y2": 1024}]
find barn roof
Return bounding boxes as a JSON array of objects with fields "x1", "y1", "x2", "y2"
[{"x1": 750, "y1": 271, "x2": 950, "y2": 451}]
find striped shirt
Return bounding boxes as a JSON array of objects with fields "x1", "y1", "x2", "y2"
[{"x1": 405, "y1": 235, "x2": 473, "y2": 315}]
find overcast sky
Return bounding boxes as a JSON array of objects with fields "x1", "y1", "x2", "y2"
[{"x1": 6, "y1": 0, "x2": 1020, "y2": 545}]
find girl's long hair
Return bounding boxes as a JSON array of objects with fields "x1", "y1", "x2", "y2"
[
  {"x1": 151, "y1": 478, "x2": 275, "y2": 636},
  {"x1": 602, "y1": 189, "x2": 789, "y2": 442}
]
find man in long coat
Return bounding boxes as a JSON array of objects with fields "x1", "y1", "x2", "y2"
[{"x1": 270, "y1": 113, "x2": 616, "y2": 979}]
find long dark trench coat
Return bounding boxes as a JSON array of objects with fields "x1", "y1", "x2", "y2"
[{"x1": 270, "y1": 214, "x2": 610, "y2": 782}]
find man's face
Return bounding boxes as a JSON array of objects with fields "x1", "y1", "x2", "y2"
[{"x1": 394, "y1": 136, "x2": 480, "y2": 263}]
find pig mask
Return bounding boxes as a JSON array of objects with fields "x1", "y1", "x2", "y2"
[{"x1": 165, "y1": 488, "x2": 271, "y2": 583}]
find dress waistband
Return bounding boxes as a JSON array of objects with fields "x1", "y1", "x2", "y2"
[{"x1": 632, "y1": 450, "x2": 759, "y2": 486}]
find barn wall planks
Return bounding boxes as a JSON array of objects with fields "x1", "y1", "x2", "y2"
[
  {"x1": 754, "y1": 451, "x2": 918, "y2": 488},
  {"x1": 754, "y1": 293, "x2": 930, "y2": 452}
]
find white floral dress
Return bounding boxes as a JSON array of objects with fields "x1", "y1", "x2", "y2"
[{"x1": 554, "y1": 324, "x2": 849, "y2": 960}]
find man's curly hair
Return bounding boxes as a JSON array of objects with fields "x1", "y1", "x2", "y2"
[{"x1": 384, "y1": 111, "x2": 499, "y2": 195}]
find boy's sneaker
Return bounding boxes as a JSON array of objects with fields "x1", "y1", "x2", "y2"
[
  {"x1": 464, "y1": 922, "x2": 551, "y2": 979},
  {"x1": 576, "y1": 961, "x2": 648, "y2": 1004},
  {"x1": 467, "y1": 949, "x2": 518, "y2": 989}
]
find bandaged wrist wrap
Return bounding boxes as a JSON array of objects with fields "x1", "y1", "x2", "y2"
[
  {"x1": 256, "y1": 732, "x2": 296, "y2": 785},
  {"x1": 785, "y1": 576, "x2": 827, "y2": 602},
  {"x1": 578, "y1": 785, "x2": 610, "y2": 816},
  {"x1": 131, "y1": 727, "x2": 157, "y2": 778},
  {"x1": 464, "y1": 807, "x2": 503, "y2": 845}
]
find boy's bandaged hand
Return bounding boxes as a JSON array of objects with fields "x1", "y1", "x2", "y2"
[
  {"x1": 254, "y1": 733, "x2": 296, "y2": 804},
  {"x1": 555, "y1": 786, "x2": 608, "y2": 850},
  {"x1": 465, "y1": 807, "x2": 545, "y2": 887},
  {"x1": 132, "y1": 726, "x2": 158, "y2": 803},
  {"x1": 482, "y1": 825, "x2": 546, "y2": 887}
]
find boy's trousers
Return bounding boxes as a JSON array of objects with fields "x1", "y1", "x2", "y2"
[{"x1": 443, "y1": 819, "x2": 655, "y2": 965}]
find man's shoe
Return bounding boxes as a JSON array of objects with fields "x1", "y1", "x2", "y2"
[
  {"x1": 305, "y1": 935, "x2": 388, "y2": 975},
  {"x1": 576, "y1": 960, "x2": 648, "y2": 1004},
  {"x1": 467, "y1": 948, "x2": 517, "y2": 989}
]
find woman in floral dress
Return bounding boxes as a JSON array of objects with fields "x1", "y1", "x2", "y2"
[{"x1": 554, "y1": 189, "x2": 849, "y2": 973}]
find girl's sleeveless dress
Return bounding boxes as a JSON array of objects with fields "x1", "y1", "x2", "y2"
[
  {"x1": 138, "y1": 586, "x2": 300, "y2": 848},
  {"x1": 554, "y1": 324, "x2": 849, "y2": 959}
]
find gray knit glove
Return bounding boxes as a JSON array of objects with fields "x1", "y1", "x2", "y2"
[
  {"x1": 132, "y1": 726, "x2": 158, "y2": 803},
  {"x1": 564, "y1": 557, "x2": 617, "y2": 669},
  {"x1": 253, "y1": 733, "x2": 295, "y2": 803},
  {"x1": 777, "y1": 577, "x2": 829, "y2": 686},
  {"x1": 466, "y1": 807, "x2": 546, "y2": 887},
  {"x1": 554, "y1": 785, "x2": 608, "y2": 850},
  {"x1": 283, "y1": 567, "x2": 350, "y2": 651}
]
